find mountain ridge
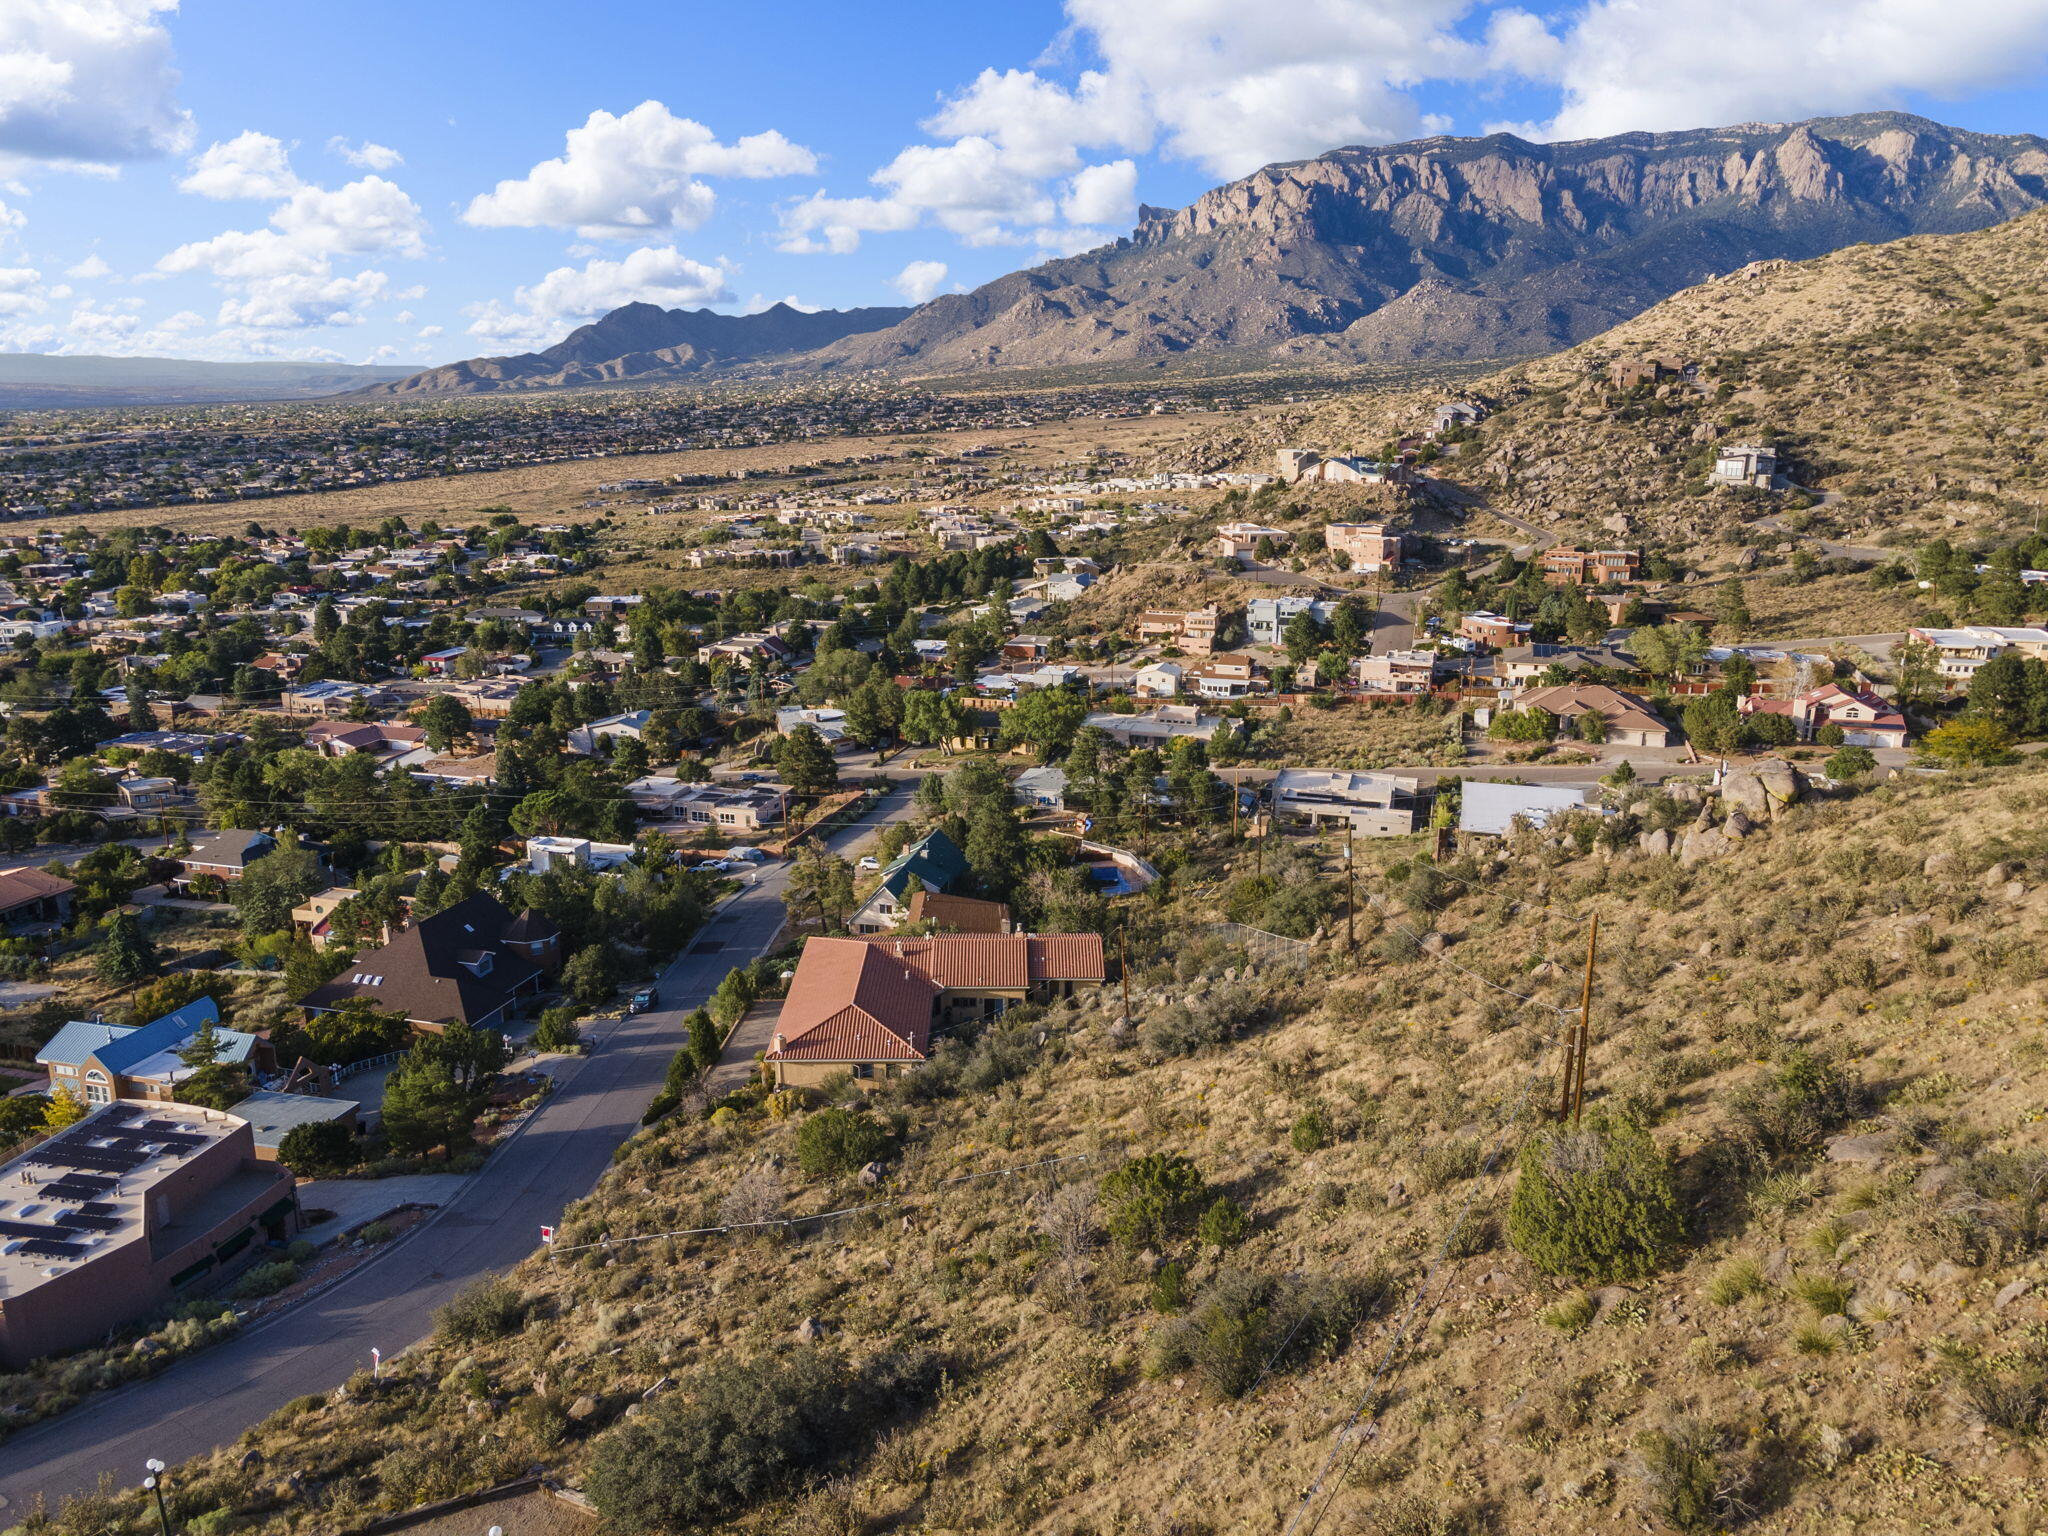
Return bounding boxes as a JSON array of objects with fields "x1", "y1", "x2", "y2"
[
  {"x1": 353, "y1": 300, "x2": 915, "y2": 397},
  {"x1": 364, "y1": 112, "x2": 2048, "y2": 396}
]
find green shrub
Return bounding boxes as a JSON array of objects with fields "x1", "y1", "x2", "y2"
[
  {"x1": 230, "y1": 1260, "x2": 298, "y2": 1300},
  {"x1": 357, "y1": 1220, "x2": 393, "y2": 1243},
  {"x1": 1632, "y1": 1420, "x2": 1752, "y2": 1533},
  {"x1": 532, "y1": 1008, "x2": 582, "y2": 1053},
  {"x1": 1100, "y1": 1153, "x2": 1210, "y2": 1249},
  {"x1": 1290, "y1": 1107, "x2": 1331, "y2": 1152},
  {"x1": 1729, "y1": 1049, "x2": 1860, "y2": 1162},
  {"x1": 1791, "y1": 1274, "x2": 1852, "y2": 1316},
  {"x1": 1151, "y1": 1261, "x2": 1187, "y2": 1313},
  {"x1": 584, "y1": 1348, "x2": 943, "y2": 1532},
  {"x1": 1951, "y1": 1346, "x2": 2048, "y2": 1438},
  {"x1": 1507, "y1": 1115, "x2": 1682, "y2": 1283},
  {"x1": 1196, "y1": 1196, "x2": 1250, "y2": 1249},
  {"x1": 1144, "y1": 1268, "x2": 1388, "y2": 1400},
  {"x1": 435, "y1": 1277, "x2": 526, "y2": 1343},
  {"x1": 793, "y1": 1106, "x2": 889, "y2": 1178},
  {"x1": 1414, "y1": 1136, "x2": 1481, "y2": 1192},
  {"x1": 285, "y1": 1238, "x2": 318, "y2": 1264}
]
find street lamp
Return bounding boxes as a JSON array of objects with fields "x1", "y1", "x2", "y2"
[{"x1": 143, "y1": 1458, "x2": 172, "y2": 1536}]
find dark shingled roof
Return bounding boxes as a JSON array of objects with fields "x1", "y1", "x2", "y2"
[{"x1": 300, "y1": 892, "x2": 547, "y2": 1029}]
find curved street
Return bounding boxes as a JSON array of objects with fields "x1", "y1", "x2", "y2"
[{"x1": 0, "y1": 783, "x2": 916, "y2": 1516}]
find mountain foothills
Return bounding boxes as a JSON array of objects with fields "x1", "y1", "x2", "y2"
[
  {"x1": 1278, "y1": 203, "x2": 2048, "y2": 551},
  {"x1": 357, "y1": 301, "x2": 915, "y2": 396},
  {"x1": 372, "y1": 112, "x2": 2048, "y2": 395},
  {"x1": 0, "y1": 354, "x2": 415, "y2": 409}
]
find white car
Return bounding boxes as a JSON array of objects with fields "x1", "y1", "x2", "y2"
[
  {"x1": 858, "y1": 855, "x2": 880, "y2": 871},
  {"x1": 727, "y1": 847, "x2": 769, "y2": 864}
]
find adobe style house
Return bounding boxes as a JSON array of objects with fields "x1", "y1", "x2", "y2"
[
  {"x1": 1541, "y1": 547, "x2": 1640, "y2": 586},
  {"x1": 1213, "y1": 523, "x2": 1291, "y2": 560},
  {"x1": 1458, "y1": 611, "x2": 1527, "y2": 648},
  {"x1": 1325, "y1": 523, "x2": 1403, "y2": 573},
  {"x1": 0, "y1": 1100, "x2": 296, "y2": 1367},
  {"x1": 298, "y1": 892, "x2": 560, "y2": 1033},
  {"x1": 0, "y1": 866, "x2": 74, "y2": 932},
  {"x1": 1135, "y1": 608, "x2": 1224, "y2": 655},
  {"x1": 37, "y1": 998, "x2": 269, "y2": 1106},
  {"x1": 848, "y1": 828, "x2": 968, "y2": 934},
  {"x1": 764, "y1": 933, "x2": 1107, "y2": 1089},
  {"x1": 1511, "y1": 684, "x2": 1674, "y2": 747},
  {"x1": 1711, "y1": 443, "x2": 1779, "y2": 489}
]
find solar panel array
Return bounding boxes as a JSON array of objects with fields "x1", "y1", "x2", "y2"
[{"x1": 4, "y1": 1107, "x2": 220, "y2": 1267}]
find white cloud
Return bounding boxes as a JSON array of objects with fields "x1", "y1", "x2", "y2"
[
  {"x1": 158, "y1": 173, "x2": 428, "y2": 333},
  {"x1": 0, "y1": 0, "x2": 191, "y2": 167},
  {"x1": 0, "y1": 197, "x2": 25, "y2": 240},
  {"x1": 417, "y1": 323, "x2": 443, "y2": 338},
  {"x1": 464, "y1": 101, "x2": 816, "y2": 238},
  {"x1": 465, "y1": 245, "x2": 733, "y2": 351},
  {"x1": 1535, "y1": 1, "x2": 2048, "y2": 140},
  {"x1": 0, "y1": 263, "x2": 47, "y2": 315},
  {"x1": 65, "y1": 252, "x2": 110, "y2": 279},
  {"x1": 329, "y1": 136, "x2": 403, "y2": 171},
  {"x1": 179, "y1": 131, "x2": 301, "y2": 200},
  {"x1": 777, "y1": 191, "x2": 920, "y2": 254},
  {"x1": 1061, "y1": 159, "x2": 1137, "y2": 227},
  {"x1": 890, "y1": 259, "x2": 949, "y2": 303}
]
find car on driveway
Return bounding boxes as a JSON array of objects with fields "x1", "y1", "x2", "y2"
[
  {"x1": 858, "y1": 855, "x2": 880, "y2": 871},
  {"x1": 629, "y1": 987, "x2": 658, "y2": 1013}
]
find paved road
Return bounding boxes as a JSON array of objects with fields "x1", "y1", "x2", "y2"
[{"x1": 0, "y1": 783, "x2": 919, "y2": 1514}]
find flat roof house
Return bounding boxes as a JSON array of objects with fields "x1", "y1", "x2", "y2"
[
  {"x1": 1460, "y1": 781, "x2": 1597, "y2": 836},
  {"x1": 764, "y1": 933, "x2": 1106, "y2": 1089},
  {"x1": 1270, "y1": 769, "x2": 1422, "y2": 836},
  {"x1": 626, "y1": 779, "x2": 784, "y2": 829},
  {"x1": 1081, "y1": 704, "x2": 1234, "y2": 750},
  {"x1": 1326, "y1": 524, "x2": 1403, "y2": 574},
  {"x1": 0, "y1": 1100, "x2": 296, "y2": 1367},
  {"x1": 299, "y1": 892, "x2": 559, "y2": 1034},
  {"x1": 226, "y1": 1090, "x2": 361, "y2": 1162}
]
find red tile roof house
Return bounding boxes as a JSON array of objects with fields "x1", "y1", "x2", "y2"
[
  {"x1": 764, "y1": 934, "x2": 1106, "y2": 1090},
  {"x1": 1738, "y1": 683, "x2": 1908, "y2": 748}
]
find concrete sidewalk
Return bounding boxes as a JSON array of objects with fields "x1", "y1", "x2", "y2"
[{"x1": 298, "y1": 1174, "x2": 469, "y2": 1232}]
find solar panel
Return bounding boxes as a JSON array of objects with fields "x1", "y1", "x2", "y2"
[
  {"x1": 17, "y1": 1238, "x2": 88, "y2": 1259},
  {"x1": 96, "y1": 1105, "x2": 143, "y2": 1126},
  {"x1": 74, "y1": 1200, "x2": 118, "y2": 1217},
  {"x1": 51, "y1": 1212, "x2": 121, "y2": 1232},
  {"x1": 27, "y1": 1147, "x2": 148, "y2": 1173},
  {"x1": 0, "y1": 1220, "x2": 63, "y2": 1240},
  {"x1": 40, "y1": 1176, "x2": 116, "y2": 1200}
]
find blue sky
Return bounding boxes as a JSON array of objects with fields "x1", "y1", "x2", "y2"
[{"x1": 3, "y1": 0, "x2": 2048, "y2": 367}]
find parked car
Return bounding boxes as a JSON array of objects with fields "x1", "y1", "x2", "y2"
[
  {"x1": 858, "y1": 855, "x2": 880, "y2": 871},
  {"x1": 629, "y1": 987, "x2": 658, "y2": 1013},
  {"x1": 728, "y1": 847, "x2": 769, "y2": 863}
]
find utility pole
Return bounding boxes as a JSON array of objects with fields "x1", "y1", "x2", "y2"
[
  {"x1": 1345, "y1": 824, "x2": 1355, "y2": 953},
  {"x1": 1118, "y1": 918, "x2": 1130, "y2": 1025},
  {"x1": 1569, "y1": 914, "x2": 1598, "y2": 1125}
]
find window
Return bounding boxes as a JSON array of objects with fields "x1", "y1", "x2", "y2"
[
  {"x1": 850, "y1": 1062, "x2": 874, "y2": 1079},
  {"x1": 85, "y1": 1083, "x2": 110, "y2": 1104}
]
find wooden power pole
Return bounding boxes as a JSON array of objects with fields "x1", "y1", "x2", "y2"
[
  {"x1": 1345, "y1": 824, "x2": 1355, "y2": 953},
  {"x1": 1119, "y1": 918, "x2": 1131, "y2": 1025},
  {"x1": 1565, "y1": 914, "x2": 1599, "y2": 1124}
]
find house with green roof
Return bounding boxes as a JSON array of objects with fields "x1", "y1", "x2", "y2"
[{"x1": 848, "y1": 828, "x2": 967, "y2": 934}]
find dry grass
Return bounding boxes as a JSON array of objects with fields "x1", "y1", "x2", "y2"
[{"x1": 108, "y1": 753, "x2": 2048, "y2": 1536}]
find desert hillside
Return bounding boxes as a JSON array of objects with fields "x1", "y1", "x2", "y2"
[
  {"x1": 131, "y1": 757, "x2": 2048, "y2": 1536},
  {"x1": 1283, "y1": 206, "x2": 2048, "y2": 554}
]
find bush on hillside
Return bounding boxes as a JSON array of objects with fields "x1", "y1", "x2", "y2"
[
  {"x1": 793, "y1": 1106, "x2": 889, "y2": 1178},
  {"x1": 1508, "y1": 1115, "x2": 1683, "y2": 1282},
  {"x1": 1728, "y1": 1049, "x2": 1861, "y2": 1163},
  {"x1": 1144, "y1": 1267, "x2": 1389, "y2": 1399},
  {"x1": 1100, "y1": 1153, "x2": 1211, "y2": 1249},
  {"x1": 584, "y1": 1348, "x2": 944, "y2": 1532},
  {"x1": 435, "y1": 1277, "x2": 526, "y2": 1343}
]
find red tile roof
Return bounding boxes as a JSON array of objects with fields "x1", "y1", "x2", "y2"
[{"x1": 767, "y1": 933, "x2": 1107, "y2": 1063}]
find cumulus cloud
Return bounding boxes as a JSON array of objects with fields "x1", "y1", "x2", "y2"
[
  {"x1": 464, "y1": 101, "x2": 817, "y2": 238},
  {"x1": 1535, "y1": 1, "x2": 2048, "y2": 140},
  {"x1": 889, "y1": 259, "x2": 949, "y2": 303},
  {"x1": 465, "y1": 245, "x2": 732, "y2": 351},
  {"x1": 180, "y1": 131, "x2": 301, "y2": 199},
  {"x1": 328, "y1": 136, "x2": 403, "y2": 171},
  {"x1": 0, "y1": 0, "x2": 191, "y2": 167},
  {"x1": 158, "y1": 173, "x2": 428, "y2": 333},
  {"x1": 65, "y1": 252, "x2": 109, "y2": 279},
  {"x1": 1061, "y1": 159, "x2": 1137, "y2": 227}
]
